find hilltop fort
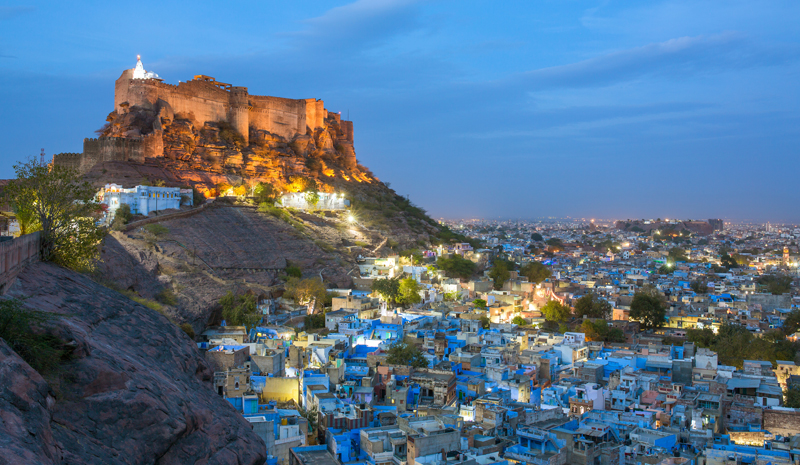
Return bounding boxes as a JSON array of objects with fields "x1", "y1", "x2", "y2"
[{"x1": 53, "y1": 56, "x2": 365, "y2": 192}]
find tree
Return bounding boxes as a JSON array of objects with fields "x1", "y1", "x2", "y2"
[
  {"x1": 782, "y1": 309, "x2": 800, "y2": 336},
  {"x1": 305, "y1": 191, "x2": 320, "y2": 209},
  {"x1": 512, "y1": 316, "x2": 527, "y2": 326},
  {"x1": 629, "y1": 292, "x2": 666, "y2": 330},
  {"x1": 304, "y1": 312, "x2": 326, "y2": 330},
  {"x1": 519, "y1": 261, "x2": 551, "y2": 284},
  {"x1": 436, "y1": 255, "x2": 476, "y2": 280},
  {"x1": 686, "y1": 327, "x2": 715, "y2": 348},
  {"x1": 574, "y1": 293, "x2": 612, "y2": 319},
  {"x1": 785, "y1": 385, "x2": 800, "y2": 409},
  {"x1": 489, "y1": 260, "x2": 511, "y2": 290},
  {"x1": 690, "y1": 280, "x2": 708, "y2": 294},
  {"x1": 479, "y1": 315, "x2": 490, "y2": 329},
  {"x1": 757, "y1": 275, "x2": 793, "y2": 295},
  {"x1": 541, "y1": 300, "x2": 571, "y2": 323},
  {"x1": 657, "y1": 264, "x2": 672, "y2": 275},
  {"x1": 253, "y1": 181, "x2": 277, "y2": 204},
  {"x1": 4, "y1": 158, "x2": 105, "y2": 271},
  {"x1": 531, "y1": 233, "x2": 543, "y2": 242},
  {"x1": 397, "y1": 277, "x2": 422, "y2": 306},
  {"x1": 372, "y1": 277, "x2": 400, "y2": 305},
  {"x1": 285, "y1": 277, "x2": 328, "y2": 313},
  {"x1": 219, "y1": 291, "x2": 261, "y2": 328},
  {"x1": 473, "y1": 299, "x2": 487, "y2": 308},
  {"x1": 720, "y1": 253, "x2": 738, "y2": 270},
  {"x1": 580, "y1": 320, "x2": 625, "y2": 342},
  {"x1": 668, "y1": 247, "x2": 687, "y2": 262},
  {"x1": 385, "y1": 340, "x2": 428, "y2": 368}
]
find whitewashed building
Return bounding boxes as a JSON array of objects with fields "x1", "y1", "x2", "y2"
[
  {"x1": 279, "y1": 191, "x2": 349, "y2": 211},
  {"x1": 97, "y1": 183, "x2": 192, "y2": 217}
]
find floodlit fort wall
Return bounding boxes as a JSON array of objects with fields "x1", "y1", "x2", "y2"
[{"x1": 54, "y1": 64, "x2": 352, "y2": 174}]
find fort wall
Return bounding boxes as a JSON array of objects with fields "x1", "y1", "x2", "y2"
[
  {"x1": 114, "y1": 72, "x2": 335, "y2": 141},
  {"x1": 53, "y1": 137, "x2": 146, "y2": 174}
]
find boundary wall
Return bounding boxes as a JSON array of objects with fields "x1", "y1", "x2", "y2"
[{"x1": 0, "y1": 232, "x2": 40, "y2": 294}]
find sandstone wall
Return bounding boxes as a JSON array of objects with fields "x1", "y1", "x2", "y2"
[{"x1": 114, "y1": 72, "x2": 331, "y2": 142}]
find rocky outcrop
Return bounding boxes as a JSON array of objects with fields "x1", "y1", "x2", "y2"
[{"x1": 0, "y1": 262, "x2": 266, "y2": 465}]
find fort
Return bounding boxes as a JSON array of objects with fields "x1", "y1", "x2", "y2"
[{"x1": 54, "y1": 56, "x2": 354, "y2": 174}]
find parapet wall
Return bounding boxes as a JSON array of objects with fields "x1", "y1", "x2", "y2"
[
  {"x1": 53, "y1": 136, "x2": 147, "y2": 174},
  {"x1": 0, "y1": 232, "x2": 40, "y2": 294}
]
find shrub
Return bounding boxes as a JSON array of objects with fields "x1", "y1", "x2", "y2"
[
  {"x1": 180, "y1": 323, "x2": 195, "y2": 339},
  {"x1": 285, "y1": 264, "x2": 303, "y2": 278},
  {"x1": 144, "y1": 223, "x2": 169, "y2": 237},
  {"x1": 0, "y1": 299, "x2": 68, "y2": 373},
  {"x1": 156, "y1": 288, "x2": 178, "y2": 306}
]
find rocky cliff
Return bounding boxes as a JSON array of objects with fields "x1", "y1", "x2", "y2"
[
  {"x1": 95, "y1": 105, "x2": 372, "y2": 197},
  {"x1": 0, "y1": 262, "x2": 267, "y2": 465}
]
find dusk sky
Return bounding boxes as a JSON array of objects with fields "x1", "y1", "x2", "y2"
[{"x1": 2, "y1": 1, "x2": 798, "y2": 222}]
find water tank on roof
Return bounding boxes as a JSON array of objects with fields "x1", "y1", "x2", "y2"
[{"x1": 281, "y1": 418, "x2": 288, "y2": 426}]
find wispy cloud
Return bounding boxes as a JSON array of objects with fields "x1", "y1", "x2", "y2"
[
  {"x1": 285, "y1": 0, "x2": 427, "y2": 52},
  {"x1": 511, "y1": 32, "x2": 800, "y2": 91}
]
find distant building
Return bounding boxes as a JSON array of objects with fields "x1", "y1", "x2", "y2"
[
  {"x1": 279, "y1": 191, "x2": 349, "y2": 211},
  {"x1": 97, "y1": 183, "x2": 192, "y2": 218}
]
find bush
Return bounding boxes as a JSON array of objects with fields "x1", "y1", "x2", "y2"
[
  {"x1": 144, "y1": 223, "x2": 169, "y2": 237},
  {"x1": 115, "y1": 204, "x2": 132, "y2": 224},
  {"x1": 0, "y1": 299, "x2": 68, "y2": 373},
  {"x1": 156, "y1": 288, "x2": 178, "y2": 306},
  {"x1": 286, "y1": 264, "x2": 302, "y2": 278},
  {"x1": 180, "y1": 323, "x2": 195, "y2": 339}
]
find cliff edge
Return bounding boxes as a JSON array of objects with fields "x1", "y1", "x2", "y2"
[{"x1": 0, "y1": 262, "x2": 266, "y2": 465}]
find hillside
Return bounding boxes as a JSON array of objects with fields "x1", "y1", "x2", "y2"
[{"x1": 0, "y1": 262, "x2": 266, "y2": 465}]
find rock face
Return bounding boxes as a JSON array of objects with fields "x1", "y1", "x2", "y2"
[
  {"x1": 0, "y1": 262, "x2": 267, "y2": 465},
  {"x1": 98, "y1": 107, "x2": 372, "y2": 196}
]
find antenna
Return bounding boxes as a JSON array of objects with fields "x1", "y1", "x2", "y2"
[{"x1": 40, "y1": 148, "x2": 45, "y2": 165}]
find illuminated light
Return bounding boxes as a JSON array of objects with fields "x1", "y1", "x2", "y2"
[{"x1": 347, "y1": 214, "x2": 355, "y2": 223}]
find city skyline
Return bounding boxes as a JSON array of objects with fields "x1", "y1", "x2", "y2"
[{"x1": 2, "y1": 1, "x2": 799, "y2": 221}]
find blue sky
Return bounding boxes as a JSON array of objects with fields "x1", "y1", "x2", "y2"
[{"x1": 2, "y1": 1, "x2": 799, "y2": 221}]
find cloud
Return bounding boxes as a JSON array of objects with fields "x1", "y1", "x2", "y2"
[
  {"x1": 0, "y1": 6, "x2": 35, "y2": 21},
  {"x1": 285, "y1": 0, "x2": 426, "y2": 52},
  {"x1": 511, "y1": 32, "x2": 800, "y2": 91}
]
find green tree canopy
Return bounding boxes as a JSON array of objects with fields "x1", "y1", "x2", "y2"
[
  {"x1": 220, "y1": 291, "x2": 261, "y2": 328},
  {"x1": 629, "y1": 292, "x2": 667, "y2": 330},
  {"x1": 4, "y1": 158, "x2": 104, "y2": 271},
  {"x1": 479, "y1": 315, "x2": 490, "y2": 329},
  {"x1": 531, "y1": 232, "x2": 543, "y2": 242},
  {"x1": 372, "y1": 277, "x2": 400, "y2": 304},
  {"x1": 720, "y1": 252, "x2": 739, "y2": 270},
  {"x1": 574, "y1": 293, "x2": 612, "y2": 319},
  {"x1": 473, "y1": 299, "x2": 487, "y2": 308},
  {"x1": 782, "y1": 309, "x2": 800, "y2": 336},
  {"x1": 489, "y1": 259, "x2": 512, "y2": 290},
  {"x1": 253, "y1": 181, "x2": 277, "y2": 204},
  {"x1": 385, "y1": 340, "x2": 428, "y2": 368},
  {"x1": 580, "y1": 319, "x2": 625, "y2": 342},
  {"x1": 541, "y1": 300, "x2": 571, "y2": 323},
  {"x1": 512, "y1": 315, "x2": 527, "y2": 326},
  {"x1": 436, "y1": 255, "x2": 477, "y2": 280},
  {"x1": 397, "y1": 277, "x2": 422, "y2": 306},
  {"x1": 757, "y1": 275, "x2": 793, "y2": 295},
  {"x1": 519, "y1": 261, "x2": 551, "y2": 284},
  {"x1": 285, "y1": 277, "x2": 328, "y2": 312},
  {"x1": 686, "y1": 327, "x2": 715, "y2": 348}
]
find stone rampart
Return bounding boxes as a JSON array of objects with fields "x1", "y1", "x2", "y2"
[
  {"x1": 114, "y1": 72, "x2": 336, "y2": 141},
  {"x1": 0, "y1": 232, "x2": 40, "y2": 294},
  {"x1": 54, "y1": 137, "x2": 146, "y2": 174}
]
